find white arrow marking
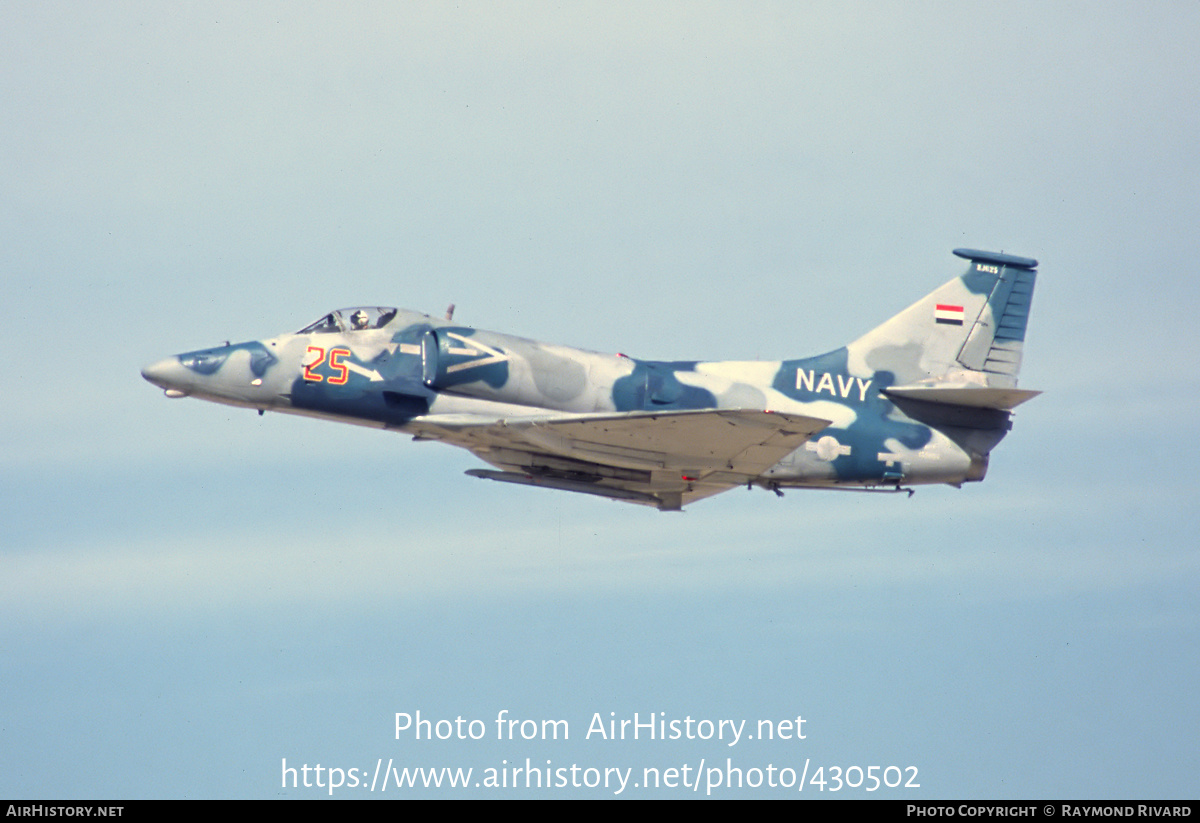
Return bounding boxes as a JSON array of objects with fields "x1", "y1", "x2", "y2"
[
  {"x1": 443, "y1": 332, "x2": 510, "y2": 374},
  {"x1": 344, "y1": 361, "x2": 384, "y2": 382}
]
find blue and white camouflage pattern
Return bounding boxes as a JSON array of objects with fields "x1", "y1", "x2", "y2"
[{"x1": 142, "y1": 248, "x2": 1039, "y2": 511}]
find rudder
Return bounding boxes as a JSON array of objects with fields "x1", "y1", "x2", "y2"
[{"x1": 952, "y1": 249, "x2": 1038, "y2": 387}]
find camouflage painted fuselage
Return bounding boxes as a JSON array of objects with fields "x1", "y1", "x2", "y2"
[{"x1": 143, "y1": 249, "x2": 1039, "y2": 509}]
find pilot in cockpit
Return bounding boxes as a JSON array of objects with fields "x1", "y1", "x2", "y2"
[{"x1": 350, "y1": 310, "x2": 369, "y2": 330}]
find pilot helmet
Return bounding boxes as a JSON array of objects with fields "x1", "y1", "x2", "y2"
[{"x1": 350, "y1": 310, "x2": 369, "y2": 329}]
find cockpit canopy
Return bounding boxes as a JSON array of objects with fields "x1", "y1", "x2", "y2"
[{"x1": 297, "y1": 307, "x2": 399, "y2": 334}]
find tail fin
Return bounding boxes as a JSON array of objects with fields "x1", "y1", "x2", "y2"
[{"x1": 847, "y1": 248, "x2": 1038, "y2": 398}]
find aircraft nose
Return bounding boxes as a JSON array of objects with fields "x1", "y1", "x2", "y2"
[{"x1": 141, "y1": 356, "x2": 190, "y2": 396}]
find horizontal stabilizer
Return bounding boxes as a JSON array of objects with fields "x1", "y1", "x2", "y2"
[{"x1": 884, "y1": 385, "x2": 1041, "y2": 410}]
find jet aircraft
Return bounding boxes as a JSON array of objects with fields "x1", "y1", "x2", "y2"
[{"x1": 142, "y1": 248, "x2": 1039, "y2": 511}]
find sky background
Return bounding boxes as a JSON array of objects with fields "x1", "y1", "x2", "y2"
[{"x1": 3, "y1": 1, "x2": 1198, "y2": 798}]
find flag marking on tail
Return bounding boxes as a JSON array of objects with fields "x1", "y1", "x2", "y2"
[{"x1": 934, "y1": 304, "x2": 965, "y2": 325}]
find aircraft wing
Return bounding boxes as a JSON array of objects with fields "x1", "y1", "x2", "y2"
[{"x1": 406, "y1": 408, "x2": 830, "y2": 510}]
